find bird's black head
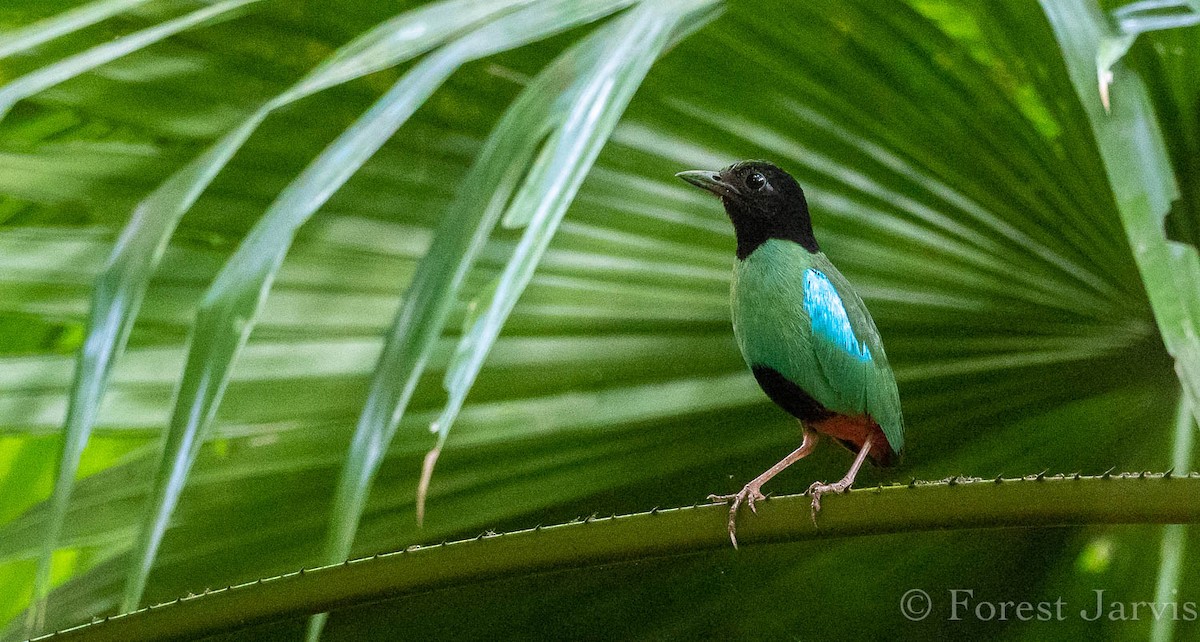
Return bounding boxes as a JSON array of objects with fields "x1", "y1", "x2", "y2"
[{"x1": 676, "y1": 160, "x2": 818, "y2": 259}]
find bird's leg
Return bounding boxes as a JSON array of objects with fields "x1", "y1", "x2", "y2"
[
  {"x1": 708, "y1": 425, "x2": 819, "y2": 548},
  {"x1": 806, "y1": 434, "x2": 874, "y2": 523}
]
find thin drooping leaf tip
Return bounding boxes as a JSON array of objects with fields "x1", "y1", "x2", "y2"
[
  {"x1": 415, "y1": 444, "x2": 443, "y2": 527},
  {"x1": 1099, "y1": 69, "x2": 1113, "y2": 114}
]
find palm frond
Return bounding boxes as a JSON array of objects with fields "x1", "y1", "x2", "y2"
[
  {"x1": 0, "y1": 0, "x2": 1196, "y2": 638},
  {"x1": 0, "y1": 0, "x2": 154, "y2": 61},
  {"x1": 312, "y1": 4, "x2": 717, "y2": 637},
  {"x1": 116, "y1": 0, "x2": 645, "y2": 613},
  {"x1": 0, "y1": 0, "x2": 263, "y2": 122}
]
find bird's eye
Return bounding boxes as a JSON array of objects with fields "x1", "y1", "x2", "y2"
[{"x1": 745, "y1": 172, "x2": 766, "y2": 191}]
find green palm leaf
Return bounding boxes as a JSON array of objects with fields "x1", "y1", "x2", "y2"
[
  {"x1": 121, "y1": 0, "x2": 649, "y2": 614},
  {"x1": 0, "y1": 0, "x2": 1196, "y2": 639},
  {"x1": 28, "y1": 0, "x2": 545, "y2": 626},
  {"x1": 0, "y1": 0, "x2": 154, "y2": 61},
  {"x1": 0, "y1": 0, "x2": 263, "y2": 122}
]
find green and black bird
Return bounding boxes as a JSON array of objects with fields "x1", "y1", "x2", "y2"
[{"x1": 677, "y1": 160, "x2": 904, "y2": 546}]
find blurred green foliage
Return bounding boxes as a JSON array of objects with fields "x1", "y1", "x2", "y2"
[{"x1": 0, "y1": 0, "x2": 1197, "y2": 639}]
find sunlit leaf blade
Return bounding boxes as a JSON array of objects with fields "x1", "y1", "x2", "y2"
[
  {"x1": 0, "y1": 0, "x2": 154, "y2": 61},
  {"x1": 0, "y1": 0, "x2": 264, "y2": 123},
  {"x1": 1115, "y1": 4, "x2": 1200, "y2": 33},
  {"x1": 1040, "y1": 0, "x2": 1200, "y2": 421},
  {"x1": 324, "y1": 24, "x2": 583, "y2": 561},
  {"x1": 20, "y1": 0, "x2": 268, "y2": 632},
  {"x1": 1043, "y1": 5, "x2": 1199, "y2": 641},
  {"x1": 425, "y1": 0, "x2": 719, "y2": 511},
  {"x1": 122, "y1": 0, "x2": 641, "y2": 617},
  {"x1": 305, "y1": 3, "x2": 717, "y2": 637},
  {"x1": 282, "y1": 0, "x2": 539, "y2": 100},
  {"x1": 27, "y1": 0, "x2": 536, "y2": 632}
]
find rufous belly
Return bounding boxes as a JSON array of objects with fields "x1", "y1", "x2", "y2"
[{"x1": 811, "y1": 413, "x2": 895, "y2": 466}]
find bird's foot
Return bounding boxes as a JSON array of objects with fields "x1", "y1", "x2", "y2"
[
  {"x1": 806, "y1": 478, "x2": 853, "y2": 524},
  {"x1": 707, "y1": 484, "x2": 766, "y2": 548}
]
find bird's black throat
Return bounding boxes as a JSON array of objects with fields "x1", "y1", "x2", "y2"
[{"x1": 725, "y1": 194, "x2": 819, "y2": 260}]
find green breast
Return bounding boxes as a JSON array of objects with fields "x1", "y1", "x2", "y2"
[
  {"x1": 731, "y1": 241, "x2": 834, "y2": 404},
  {"x1": 731, "y1": 239, "x2": 904, "y2": 453}
]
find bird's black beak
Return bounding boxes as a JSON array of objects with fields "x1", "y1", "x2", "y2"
[{"x1": 676, "y1": 169, "x2": 739, "y2": 200}]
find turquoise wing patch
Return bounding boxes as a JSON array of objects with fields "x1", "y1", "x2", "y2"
[{"x1": 803, "y1": 268, "x2": 872, "y2": 362}]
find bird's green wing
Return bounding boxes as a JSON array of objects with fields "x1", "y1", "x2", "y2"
[
  {"x1": 731, "y1": 240, "x2": 904, "y2": 454},
  {"x1": 805, "y1": 253, "x2": 904, "y2": 454}
]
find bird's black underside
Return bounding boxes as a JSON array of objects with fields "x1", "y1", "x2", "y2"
[
  {"x1": 751, "y1": 364, "x2": 893, "y2": 466},
  {"x1": 750, "y1": 365, "x2": 834, "y2": 423}
]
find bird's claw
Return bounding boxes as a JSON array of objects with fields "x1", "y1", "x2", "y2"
[
  {"x1": 707, "y1": 485, "x2": 766, "y2": 548},
  {"x1": 806, "y1": 479, "x2": 852, "y2": 525}
]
